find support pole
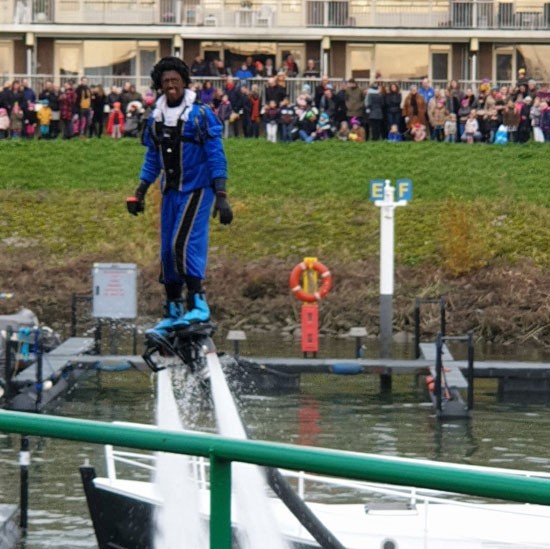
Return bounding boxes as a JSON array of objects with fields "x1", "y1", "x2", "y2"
[
  {"x1": 209, "y1": 455, "x2": 232, "y2": 549},
  {"x1": 467, "y1": 332, "x2": 475, "y2": 410},
  {"x1": 373, "y1": 179, "x2": 409, "y2": 392},
  {"x1": 35, "y1": 330, "x2": 43, "y2": 412},
  {"x1": 20, "y1": 435, "x2": 30, "y2": 530},
  {"x1": 378, "y1": 182, "x2": 395, "y2": 359}
]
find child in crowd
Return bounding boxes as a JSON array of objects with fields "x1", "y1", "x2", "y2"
[
  {"x1": 387, "y1": 123, "x2": 402, "y2": 142},
  {"x1": 298, "y1": 108, "x2": 318, "y2": 143},
  {"x1": 216, "y1": 94, "x2": 233, "y2": 139},
  {"x1": 36, "y1": 98, "x2": 52, "y2": 139},
  {"x1": 502, "y1": 99, "x2": 520, "y2": 143},
  {"x1": 444, "y1": 113, "x2": 457, "y2": 143},
  {"x1": 315, "y1": 112, "x2": 332, "y2": 140},
  {"x1": 348, "y1": 117, "x2": 365, "y2": 142},
  {"x1": 337, "y1": 120, "x2": 349, "y2": 141},
  {"x1": 461, "y1": 109, "x2": 481, "y2": 143},
  {"x1": 262, "y1": 99, "x2": 280, "y2": 143},
  {"x1": 279, "y1": 98, "x2": 296, "y2": 143},
  {"x1": 124, "y1": 101, "x2": 142, "y2": 138},
  {"x1": 0, "y1": 108, "x2": 9, "y2": 139},
  {"x1": 24, "y1": 103, "x2": 37, "y2": 138},
  {"x1": 411, "y1": 121, "x2": 426, "y2": 142},
  {"x1": 485, "y1": 105, "x2": 499, "y2": 143},
  {"x1": 9, "y1": 102, "x2": 23, "y2": 138},
  {"x1": 431, "y1": 100, "x2": 447, "y2": 142},
  {"x1": 107, "y1": 101, "x2": 124, "y2": 139}
]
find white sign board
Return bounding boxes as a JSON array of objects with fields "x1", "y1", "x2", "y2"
[{"x1": 92, "y1": 263, "x2": 137, "y2": 319}]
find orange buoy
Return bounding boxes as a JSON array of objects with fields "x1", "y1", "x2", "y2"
[{"x1": 289, "y1": 260, "x2": 332, "y2": 303}]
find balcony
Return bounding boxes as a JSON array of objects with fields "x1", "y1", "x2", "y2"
[{"x1": 3, "y1": 0, "x2": 550, "y2": 29}]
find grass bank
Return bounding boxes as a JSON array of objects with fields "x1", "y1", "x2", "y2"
[{"x1": 0, "y1": 138, "x2": 548, "y2": 271}]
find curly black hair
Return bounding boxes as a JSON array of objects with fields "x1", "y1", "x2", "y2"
[{"x1": 150, "y1": 56, "x2": 191, "y2": 90}]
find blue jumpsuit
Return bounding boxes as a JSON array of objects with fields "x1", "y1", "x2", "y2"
[{"x1": 139, "y1": 101, "x2": 227, "y2": 286}]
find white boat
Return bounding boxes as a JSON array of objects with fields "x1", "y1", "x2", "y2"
[{"x1": 81, "y1": 429, "x2": 550, "y2": 549}]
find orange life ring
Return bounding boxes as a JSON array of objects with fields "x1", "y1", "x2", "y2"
[{"x1": 289, "y1": 260, "x2": 333, "y2": 303}]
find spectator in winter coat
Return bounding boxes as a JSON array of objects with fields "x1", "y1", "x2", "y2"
[
  {"x1": 278, "y1": 98, "x2": 296, "y2": 143},
  {"x1": 402, "y1": 85, "x2": 427, "y2": 130},
  {"x1": 262, "y1": 99, "x2": 280, "y2": 143},
  {"x1": 345, "y1": 78, "x2": 364, "y2": 124},
  {"x1": 224, "y1": 77, "x2": 243, "y2": 137},
  {"x1": 75, "y1": 76, "x2": 92, "y2": 136},
  {"x1": 90, "y1": 85, "x2": 107, "y2": 138},
  {"x1": 216, "y1": 94, "x2": 233, "y2": 139},
  {"x1": 384, "y1": 83, "x2": 402, "y2": 133},
  {"x1": 59, "y1": 82, "x2": 77, "y2": 139},
  {"x1": 106, "y1": 101, "x2": 124, "y2": 139},
  {"x1": 107, "y1": 85, "x2": 122, "y2": 109},
  {"x1": 199, "y1": 80, "x2": 215, "y2": 106},
  {"x1": 9, "y1": 102, "x2": 23, "y2": 138},
  {"x1": 39, "y1": 80, "x2": 61, "y2": 138},
  {"x1": 265, "y1": 77, "x2": 286, "y2": 107},
  {"x1": 540, "y1": 101, "x2": 550, "y2": 141},
  {"x1": 318, "y1": 85, "x2": 336, "y2": 123},
  {"x1": 365, "y1": 83, "x2": 384, "y2": 140},
  {"x1": 0, "y1": 107, "x2": 9, "y2": 138}
]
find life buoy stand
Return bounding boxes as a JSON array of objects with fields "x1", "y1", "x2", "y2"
[{"x1": 289, "y1": 260, "x2": 333, "y2": 303}]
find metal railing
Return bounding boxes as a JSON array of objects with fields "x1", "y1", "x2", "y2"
[
  {"x1": 4, "y1": 0, "x2": 550, "y2": 28},
  {"x1": 2, "y1": 410, "x2": 550, "y2": 548}
]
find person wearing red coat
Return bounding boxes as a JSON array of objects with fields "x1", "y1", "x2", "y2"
[{"x1": 107, "y1": 102, "x2": 125, "y2": 139}]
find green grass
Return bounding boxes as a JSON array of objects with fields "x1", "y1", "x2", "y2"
[{"x1": 0, "y1": 138, "x2": 549, "y2": 272}]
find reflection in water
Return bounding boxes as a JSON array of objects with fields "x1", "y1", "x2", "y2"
[{"x1": 298, "y1": 397, "x2": 321, "y2": 447}]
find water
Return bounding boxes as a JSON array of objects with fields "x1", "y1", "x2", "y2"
[
  {"x1": 207, "y1": 352, "x2": 288, "y2": 549},
  {"x1": 154, "y1": 369, "x2": 207, "y2": 549},
  {"x1": 0, "y1": 334, "x2": 549, "y2": 548}
]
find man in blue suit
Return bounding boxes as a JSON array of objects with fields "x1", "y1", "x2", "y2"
[{"x1": 127, "y1": 56, "x2": 233, "y2": 337}]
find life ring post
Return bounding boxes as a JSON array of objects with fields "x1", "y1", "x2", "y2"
[{"x1": 289, "y1": 257, "x2": 333, "y2": 357}]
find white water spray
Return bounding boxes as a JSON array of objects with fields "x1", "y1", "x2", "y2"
[
  {"x1": 153, "y1": 368, "x2": 208, "y2": 549},
  {"x1": 207, "y1": 352, "x2": 289, "y2": 549}
]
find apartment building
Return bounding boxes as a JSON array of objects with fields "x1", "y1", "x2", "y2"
[{"x1": 1, "y1": 0, "x2": 550, "y2": 89}]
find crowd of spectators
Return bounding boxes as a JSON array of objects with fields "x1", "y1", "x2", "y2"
[
  {"x1": 0, "y1": 76, "x2": 155, "y2": 140},
  {"x1": 1, "y1": 58, "x2": 550, "y2": 145}
]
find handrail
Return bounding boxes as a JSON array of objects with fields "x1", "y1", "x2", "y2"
[{"x1": 2, "y1": 410, "x2": 550, "y2": 549}]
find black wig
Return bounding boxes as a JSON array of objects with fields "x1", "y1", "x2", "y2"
[{"x1": 150, "y1": 56, "x2": 191, "y2": 90}]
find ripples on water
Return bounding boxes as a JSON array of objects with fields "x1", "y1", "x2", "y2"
[{"x1": 0, "y1": 333, "x2": 549, "y2": 548}]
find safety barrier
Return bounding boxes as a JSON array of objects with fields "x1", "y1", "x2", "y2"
[{"x1": 1, "y1": 410, "x2": 550, "y2": 548}]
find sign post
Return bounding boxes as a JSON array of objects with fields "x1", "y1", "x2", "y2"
[{"x1": 369, "y1": 179, "x2": 411, "y2": 360}]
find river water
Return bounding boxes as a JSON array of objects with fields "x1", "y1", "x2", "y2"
[{"x1": 0, "y1": 333, "x2": 549, "y2": 548}]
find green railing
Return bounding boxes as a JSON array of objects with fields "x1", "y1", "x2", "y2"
[{"x1": 2, "y1": 410, "x2": 550, "y2": 548}]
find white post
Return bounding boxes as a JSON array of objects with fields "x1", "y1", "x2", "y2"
[{"x1": 375, "y1": 180, "x2": 407, "y2": 358}]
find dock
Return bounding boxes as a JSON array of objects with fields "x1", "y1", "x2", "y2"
[
  {"x1": 8, "y1": 337, "x2": 96, "y2": 412},
  {"x1": 4, "y1": 336, "x2": 550, "y2": 412}
]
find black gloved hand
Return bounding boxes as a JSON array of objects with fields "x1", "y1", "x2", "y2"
[
  {"x1": 212, "y1": 193, "x2": 233, "y2": 225},
  {"x1": 126, "y1": 196, "x2": 144, "y2": 216},
  {"x1": 126, "y1": 181, "x2": 148, "y2": 216}
]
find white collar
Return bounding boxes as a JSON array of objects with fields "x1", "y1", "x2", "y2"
[{"x1": 153, "y1": 89, "x2": 197, "y2": 126}]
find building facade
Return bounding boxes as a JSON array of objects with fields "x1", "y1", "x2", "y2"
[{"x1": 1, "y1": 0, "x2": 550, "y2": 89}]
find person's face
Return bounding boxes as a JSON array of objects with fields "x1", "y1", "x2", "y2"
[{"x1": 161, "y1": 70, "x2": 185, "y2": 103}]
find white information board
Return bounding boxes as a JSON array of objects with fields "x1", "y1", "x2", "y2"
[{"x1": 92, "y1": 263, "x2": 137, "y2": 319}]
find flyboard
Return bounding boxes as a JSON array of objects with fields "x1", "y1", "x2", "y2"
[{"x1": 142, "y1": 322, "x2": 346, "y2": 549}]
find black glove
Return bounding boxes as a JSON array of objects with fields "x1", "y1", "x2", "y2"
[
  {"x1": 126, "y1": 181, "x2": 148, "y2": 216},
  {"x1": 213, "y1": 193, "x2": 233, "y2": 225}
]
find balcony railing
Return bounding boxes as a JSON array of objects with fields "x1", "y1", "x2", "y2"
[{"x1": 3, "y1": 0, "x2": 550, "y2": 28}]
